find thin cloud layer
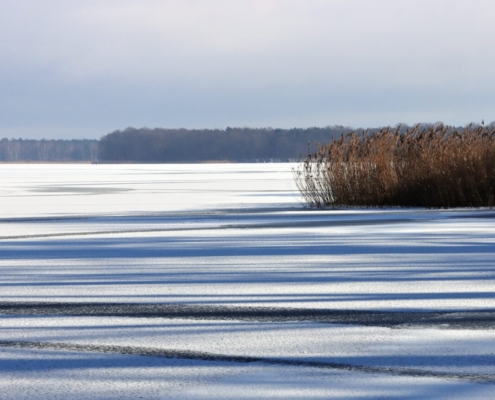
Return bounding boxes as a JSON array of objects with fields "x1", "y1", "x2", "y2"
[{"x1": 1, "y1": 0, "x2": 494, "y2": 138}]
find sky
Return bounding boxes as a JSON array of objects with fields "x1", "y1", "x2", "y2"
[{"x1": 1, "y1": 0, "x2": 494, "y2": 139}]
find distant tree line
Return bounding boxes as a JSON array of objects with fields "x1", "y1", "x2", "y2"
[
  {"x1": 0, "y1": 139, "x2": 98, "y2": 162},
  {"x1": 98, "y1": 126, "x2": 355, "y2": 162},
  {"x1": 2, "y1": 123, "x2": 483, "y2": 163}
]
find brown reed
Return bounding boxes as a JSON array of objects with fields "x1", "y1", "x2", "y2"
[{"x1": 294, "y1": 124, "x2": 495, "y2": 208}]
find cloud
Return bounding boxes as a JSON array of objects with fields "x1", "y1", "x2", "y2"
[{"x1": 1, "y1": 0, "x2": 494, "y2": 138}]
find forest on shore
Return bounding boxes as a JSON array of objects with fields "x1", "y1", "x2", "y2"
[
  {"x1": 97, "y1": 126, "x2": 353, "y2": 163},
  {"x1": 1, "y1": 126, "x2": 353, "y2": 163},
  {"x1": 0, "y1": 138, "x2": 98, "y2": 162},
  {"x1": 0, "y1": 124, "x2": 473, "y2": 163}
]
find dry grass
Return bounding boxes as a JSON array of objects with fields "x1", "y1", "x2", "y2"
[{"x1": 294, "y1": 124, "x2": 495, "y2": 208}]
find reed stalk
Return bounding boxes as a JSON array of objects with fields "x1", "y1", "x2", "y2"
[{"x1": 294, "y1": 124, "x2": 495, "y2": 208}]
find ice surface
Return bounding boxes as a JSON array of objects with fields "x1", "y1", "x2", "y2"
[
  {"x1": 1, "y1": 163, "x2": 495, "y2": 398},
  {"x1": 2, "y1": 315, "x2": 495, "y2": 375}
]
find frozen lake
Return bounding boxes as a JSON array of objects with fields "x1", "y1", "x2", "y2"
[{"x1": 1, "y1": 164, "x2": 495, "y2": 399}]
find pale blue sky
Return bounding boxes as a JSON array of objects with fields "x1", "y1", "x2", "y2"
[{"x1": 1, "y1": 0, "x2": 494, "y2": 139}]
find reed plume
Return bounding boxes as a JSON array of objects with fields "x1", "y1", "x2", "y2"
[{"x1": 294, "y1": 124, "x2": 495, "y2": 208}]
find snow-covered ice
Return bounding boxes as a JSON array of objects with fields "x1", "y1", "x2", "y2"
[{"x1": 1, "y1": 163, "x2": 495, "y2": 399}]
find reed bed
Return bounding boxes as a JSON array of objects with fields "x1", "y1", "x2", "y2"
[{"x1": 294, "y1": 124, "x2": 495, "y2": 208}]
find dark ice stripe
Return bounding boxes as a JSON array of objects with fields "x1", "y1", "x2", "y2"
[
  {"x1": 0, "y1": 340, "x2": 492, "y2": 384},
  {"x1": 1, "y1": 302, "x2": 494, "y2": 329}
]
